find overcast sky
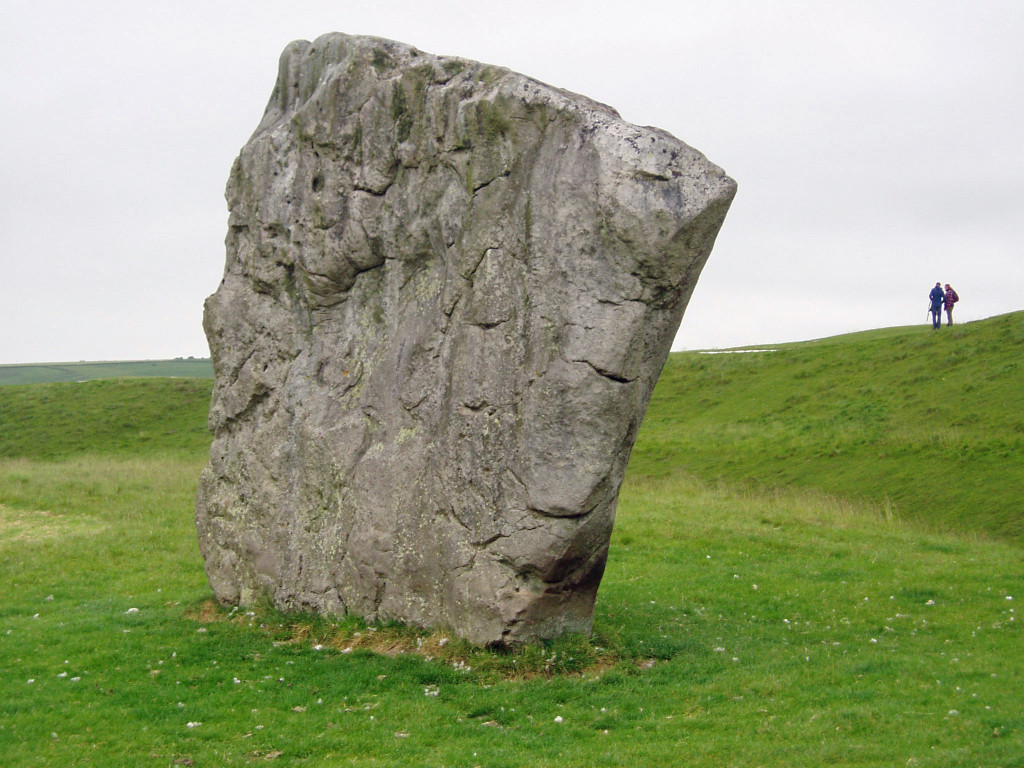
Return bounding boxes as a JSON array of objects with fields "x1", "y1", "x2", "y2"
[{"x1": 2, "y1": 0, "x2": 1021, "y2": 364}]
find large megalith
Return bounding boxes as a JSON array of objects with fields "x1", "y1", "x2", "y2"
[{"x1": 196, "y1": 32, "x2": 735, "y2": 645}]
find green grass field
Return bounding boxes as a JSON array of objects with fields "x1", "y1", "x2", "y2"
[{"x1": 1, "y1": 314, "x2": 1022, "y2": 766}]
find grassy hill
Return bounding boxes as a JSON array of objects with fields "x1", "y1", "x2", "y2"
[
  {"x1": 0, "y1": 358, "x2": 213, "y2": 386},
  {"x1": 633, "y1": 310, "x2": 1024, "y2": 543},
  {"x1": 0, "y1": 315, "x2": 1021, "y2": 765}
]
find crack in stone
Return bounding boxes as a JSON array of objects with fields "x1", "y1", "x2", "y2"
[
  {"x1": 574, "y1": 357, "x2": 635, "y2": 384},
  {"x1": 471, "y1": 168, "x2": 512, "y2": 194}
]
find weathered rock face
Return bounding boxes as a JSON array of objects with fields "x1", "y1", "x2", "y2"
[{"x1": 196, "y1": 32, "x2": 735, "y2": 645}]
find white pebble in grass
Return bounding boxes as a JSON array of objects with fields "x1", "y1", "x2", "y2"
[
  {"x1": 186, "y1": 721, "x2": 202, "y2": 728},
  {"x1": 554, "y1": 716, "x2": 563, "y2": 723},
  {"x1": 125, "y1": 608, "x2": 139, "y2": 614}
]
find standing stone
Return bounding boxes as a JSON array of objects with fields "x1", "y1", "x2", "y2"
[{"x1": 196, "y1": 32, "x2": 735, "y2": 645}]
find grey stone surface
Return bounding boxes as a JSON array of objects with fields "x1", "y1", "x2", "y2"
[{"x1": 195, "y1": 32, "x2": 735, "y2": 645}]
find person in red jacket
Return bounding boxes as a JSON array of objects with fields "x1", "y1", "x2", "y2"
[{"x1": 944, "y1": 283, "x2": 959, "y2": 325}]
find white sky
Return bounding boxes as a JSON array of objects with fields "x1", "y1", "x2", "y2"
[{"x1": 1, "y1": 0, "x2": 1021, "y2": 363}]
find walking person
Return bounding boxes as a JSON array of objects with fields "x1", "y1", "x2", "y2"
[
  {"x1": 928, "y1": 282, "x2": 945, "y2": 330},
  {"x1": 944, "y1": 283, "x2": 959, "y2": 325}
]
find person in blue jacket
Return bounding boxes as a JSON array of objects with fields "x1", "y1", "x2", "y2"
[{"x1": 928, "y1": 282, "x2": 945, "y2": 329}]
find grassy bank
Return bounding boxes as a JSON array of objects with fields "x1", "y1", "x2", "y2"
[
  {"x1": 0, "y1": 378, "x2": 211, "y2": 461},
  {"x1": 1, "y1": 314, "x2": 1022, "y2": 765},
  {"x1": 633, "y1": 311, "x2": 1024, "y2": 542}
]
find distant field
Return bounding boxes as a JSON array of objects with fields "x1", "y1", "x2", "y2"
[{"x1": 0, "y1": 358, "x2": 213, "y2": 386}]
